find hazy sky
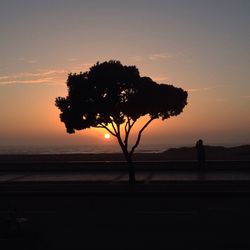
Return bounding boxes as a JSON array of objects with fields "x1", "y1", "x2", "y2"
[{"x1": 0, "y1": 0, "x2": 249, "y2": 147}]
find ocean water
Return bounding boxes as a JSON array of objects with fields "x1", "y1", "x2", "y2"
[{"x1": 0, "y1": 144, "x2": 170, "y2": 155}]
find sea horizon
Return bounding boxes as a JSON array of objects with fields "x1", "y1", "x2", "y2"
[
  {"x1": 0, "y1": 143, "x2": 247, "y2": 155},
  {"x1": 0, "y1": 144, "x2": 169, "y2": 155}
]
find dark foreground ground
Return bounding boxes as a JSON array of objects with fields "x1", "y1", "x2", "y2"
[{"x1": 1, "y1": 161, "x2": 250, "y2": 249}]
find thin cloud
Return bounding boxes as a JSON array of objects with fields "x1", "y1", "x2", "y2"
[
  {"x1": 149, "y1": 53, "x2": 173, "y2": 61},
  {"x1": 152, "y1": 76, "x2": 168, "y2": 82},
  {"x1": 0, "y1": 69, "x2": 67, "y2": 80},
  {"x1": 188, "y1": 85, "x2": 223, "y2": 92},
  {"x1": 0, "y1": 69, "x2": 68, "y2": 86},
  {"x1": 35, "y1": 69, "x2": 67, "y2": 76},
  {"x1": 188, "y1": 87, "x2": 209, "y2": 92},
  {"x1": 69, "y1": 63, "x2": 93, "y2": 72},
  {"x1": 130, "y1": 52, "x2": 185, "y2": 62},
  {"x1": 20, "y1": 69, "x2": 67, "y2": 77},
  {"x1": 0, "y1": 77, "x2": 56, "y2": 85},
  {"x1": 130, "y1": 56, "x2": 143, "y2": 62},
  {"x1": 27, "y1": 60, "x2": 38, "y2": 64},
  {"x1": 0, "y1": 76, "x2": 9, "y2": 80},
  {"x1": 16, "y1": 58, "x2": 38, "y2": 64},
  {"x1": 0, "y1": 63, "x2": 93, "y2": 86},
  {"x1": 67, "y1": 58, "x2": 78, "y2": 62}
]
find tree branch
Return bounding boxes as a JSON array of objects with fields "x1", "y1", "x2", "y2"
[
  {"x1": 111, "y1": 121, "x2": 118, "y2": 134},
  {"x1": 125, "y1": 117, "x2": 131, "y2": 134},
  {"x1": 97, "y1": 124, "x2": 117, "y2": 137},
  {"x1": 116, "y1": 127, "x2": 129, "y2": 158},
  {"x1": 117, "y1": 123, "x2": 121, "y2": 135},
  {"x1": 124, "y1": 118, "x2": 136, "y2": 148},
  {"x1": 129, "y1": 117, "x2": 157, "y2": 156}
]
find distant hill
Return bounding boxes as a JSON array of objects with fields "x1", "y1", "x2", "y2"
[{"x1": 161, "y1": 145, "x2": 250, "y2": 160}]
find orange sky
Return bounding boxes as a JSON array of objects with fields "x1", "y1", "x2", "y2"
[
  {"x1": 1, "y1": 78, "x2": 249, "y2": 147},
  {"x1": 0, "y1": 1, "x2": 250, "y2": 147}
]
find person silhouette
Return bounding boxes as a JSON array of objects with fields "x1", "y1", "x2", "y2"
[{"x1": 196, "y1": 139, "x2": 206, "y2": 170}]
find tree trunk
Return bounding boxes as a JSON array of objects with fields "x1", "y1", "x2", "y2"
[
  {"x1": 117, "y1": 137, "x2": 136, "y2": 184},
  {"x1": 125, "y1": 153, "x2": 136, "y2": 184},
  {"x1": 128, "y1": 159, "x2": 136, "y2": 184}
]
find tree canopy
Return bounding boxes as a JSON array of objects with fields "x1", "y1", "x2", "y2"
[{"x1": 55, "y1": 60, "x2": 188, "y2": 182}]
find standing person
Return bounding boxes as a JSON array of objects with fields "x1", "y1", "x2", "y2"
[{"x1": 196, "y1": 139, "x2": 206, "y2": 170}]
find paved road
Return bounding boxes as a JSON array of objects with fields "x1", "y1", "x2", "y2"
[
  {"x1": 1, "y1": 170, "x2": 250, "y2": 249},
  {"x1": 1, "y1": 170, "x2": 250, "y2": 193},
  {"x1": 1, "y1": 170, "x2": 250, "y2": 183}
]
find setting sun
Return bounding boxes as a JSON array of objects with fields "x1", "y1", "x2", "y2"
[{"x1": 104, "y1": 133, "x2": 111, "y2": 139}]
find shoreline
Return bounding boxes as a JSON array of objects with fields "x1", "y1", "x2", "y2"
[{"x1": 0, "y1": 144, "x2": 249, "y2": 162}]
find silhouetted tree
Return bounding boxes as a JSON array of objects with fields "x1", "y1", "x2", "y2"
[{"x1": 55, "y1": 60, "x2": 188, "y2": 183}]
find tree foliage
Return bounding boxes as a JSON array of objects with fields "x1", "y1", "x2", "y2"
[{"x1": 55, "y1": 60, "x2": 188, "y2": 162}]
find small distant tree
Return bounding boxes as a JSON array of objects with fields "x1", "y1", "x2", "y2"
[{"x1": 55, "y1": 61, "x2": 188, "y2": 183}]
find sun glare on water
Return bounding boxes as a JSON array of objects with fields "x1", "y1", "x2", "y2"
[{"x1": 104, "y1": 133, "x2": 111, "y2": 139}]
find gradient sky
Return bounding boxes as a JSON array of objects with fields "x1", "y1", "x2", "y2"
[{"x1": 0, "y1": 0, "x2": 249, "y2": 148}]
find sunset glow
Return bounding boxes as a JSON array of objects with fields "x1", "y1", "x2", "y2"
[
  {"x1": 0, "y1": 1, "x2": 249, "y2": 148},
  {"x1": 1, "y1": 2, "x2": 249, "y2": 248},
  {"x1": 104, "y1": 134, "x2": 111, "y2": 140}
]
